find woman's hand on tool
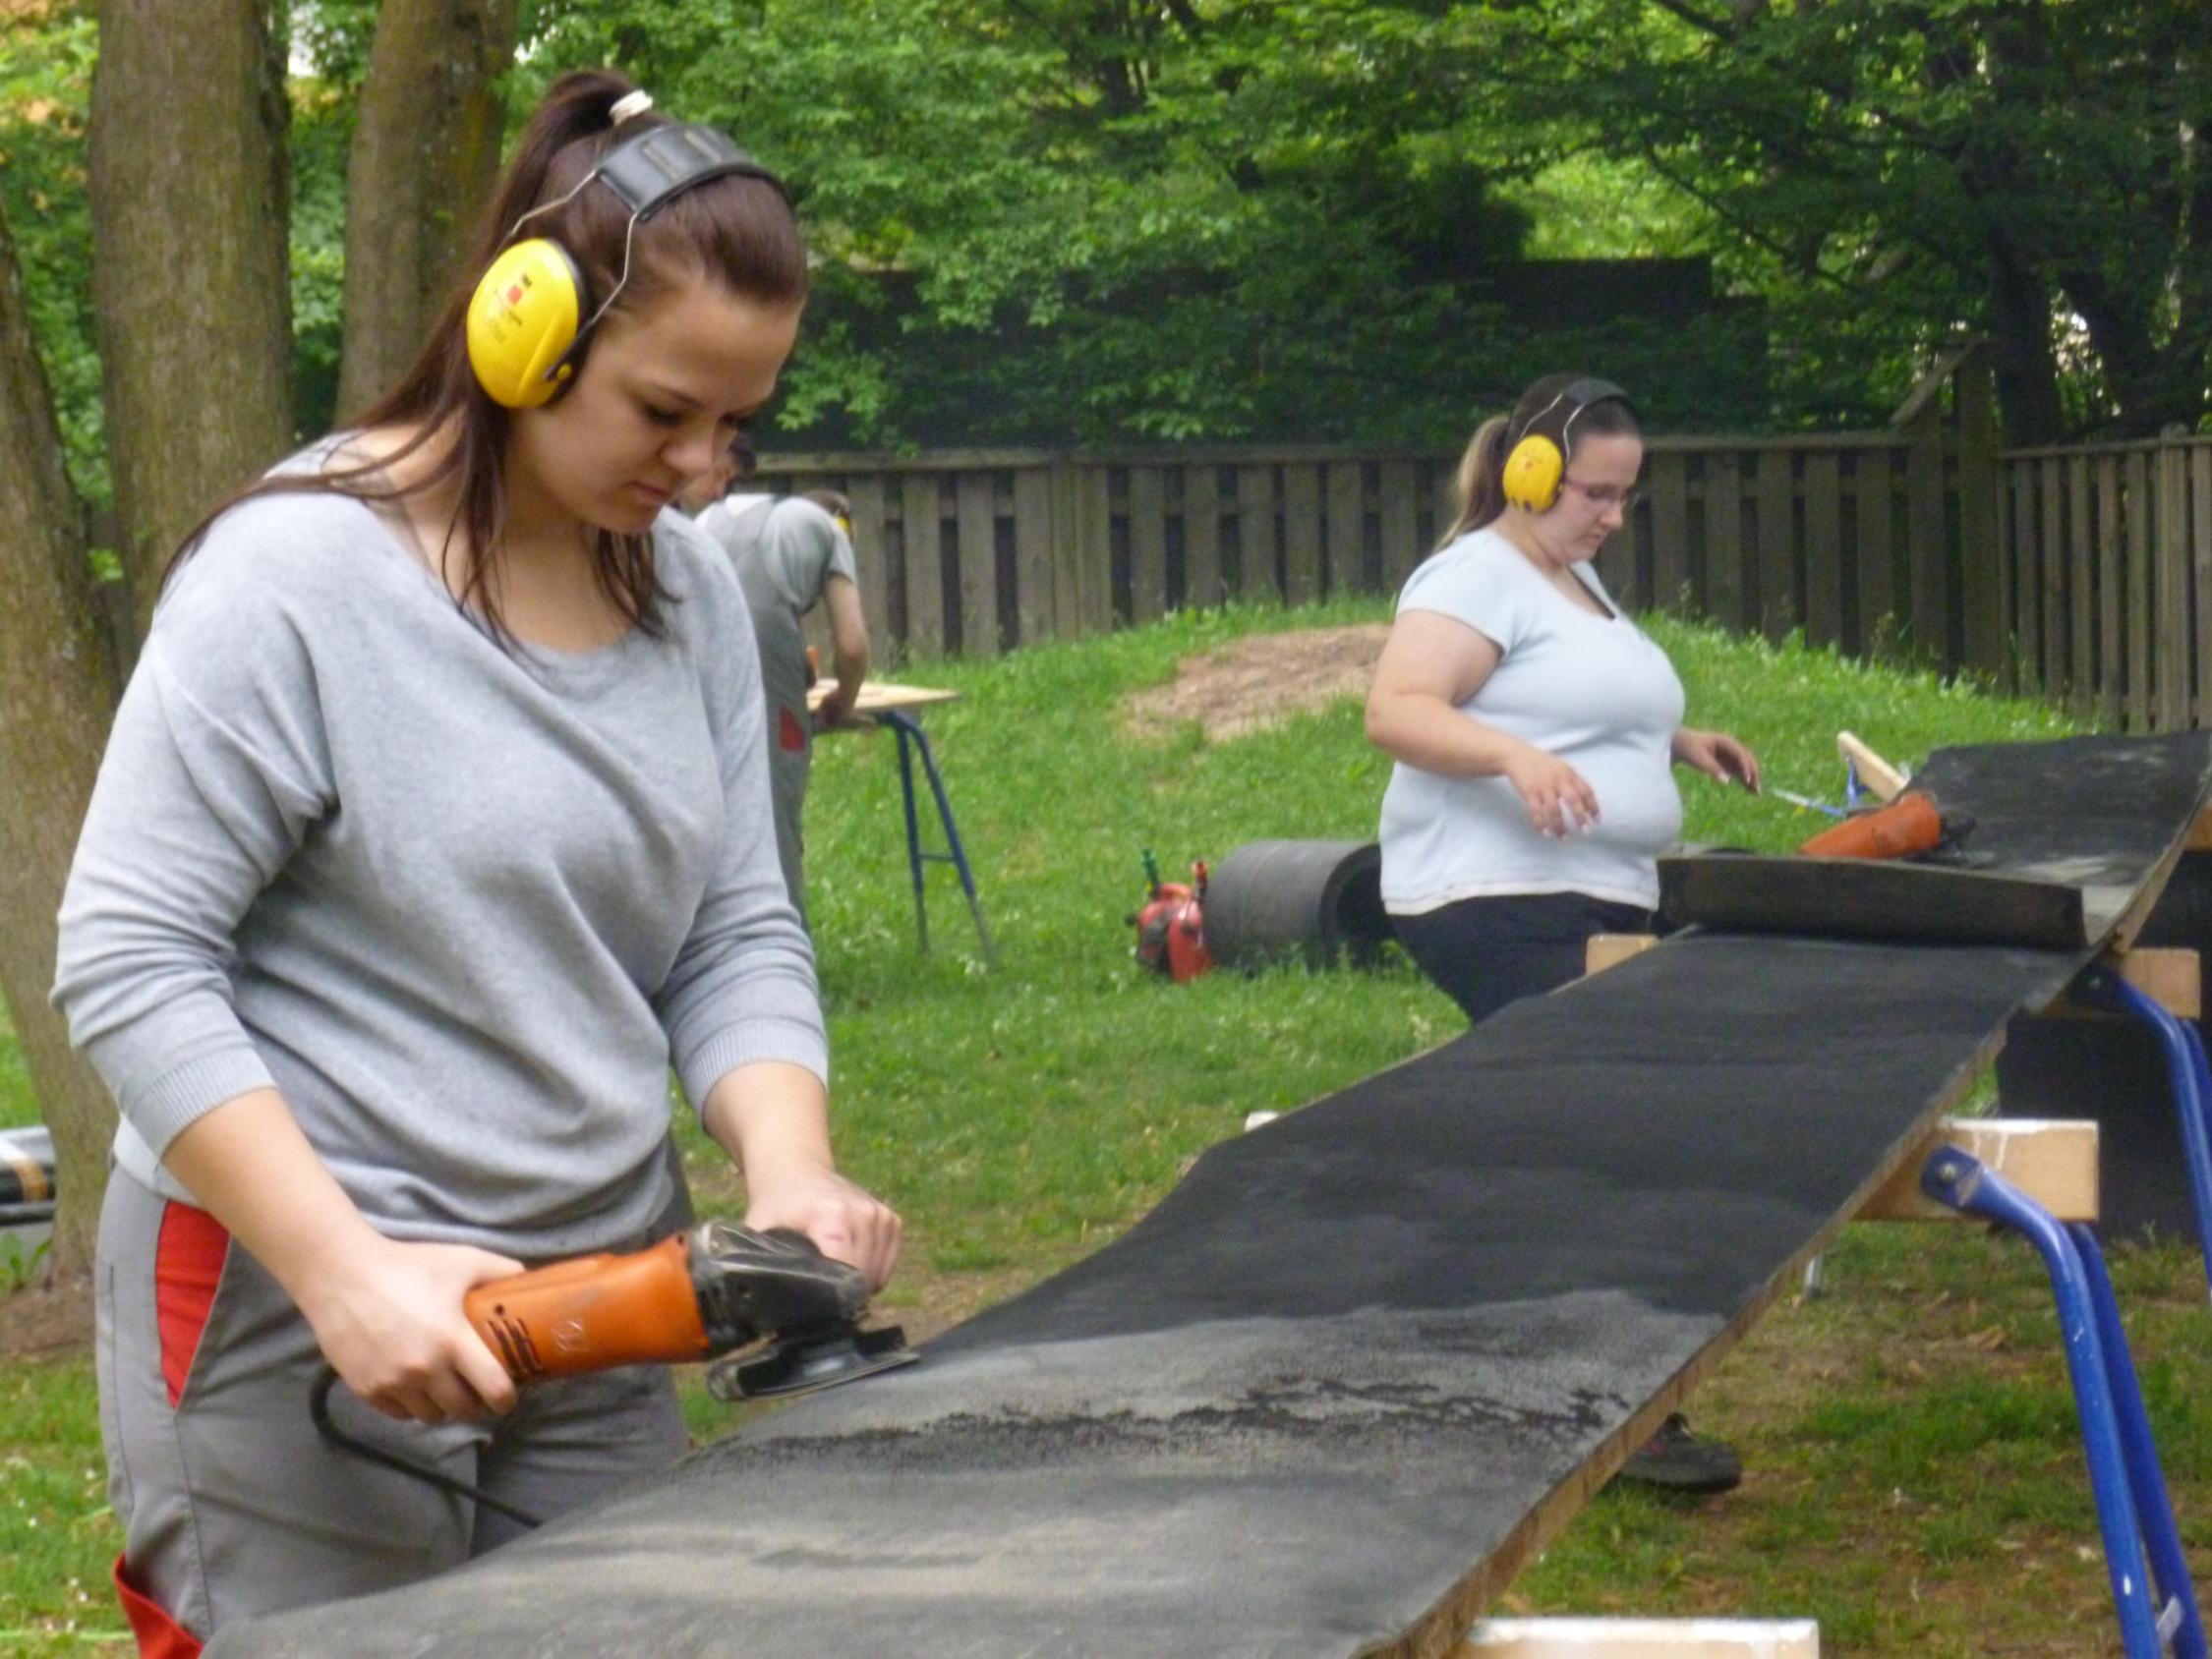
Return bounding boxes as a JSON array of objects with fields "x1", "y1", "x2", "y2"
[
  {"x1": 1503, "y1": 743, "x2": 1601, "y2": 838},
  {"x1": 744, "y1": 1162, "x2": 903, "y2": 1291},
  {"x1": 294, "y1": 1230, "x2": 524, "y2": 1424}
]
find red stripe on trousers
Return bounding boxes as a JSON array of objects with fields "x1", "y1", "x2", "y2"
[
  {"x1": 154, "y1": 1201, "x2": 227, "y2": 1408},
  {"x1": 113, "y1": 1554, "x2": 204, "y2": 1658}
]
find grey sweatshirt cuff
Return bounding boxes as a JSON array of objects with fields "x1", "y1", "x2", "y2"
[
  {"x1": 126, "y1": 1044, "x2": 279, "y2": 1162},
  {"x1": 681, "y1": 1017, "x2": 831, "y2": 1112}
]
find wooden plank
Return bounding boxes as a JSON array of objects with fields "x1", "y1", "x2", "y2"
[
  {"x1": 1282, "y1": 464, "x2": 1323, "y2": 605},
  {"x1": 1852, "y1": 450, "x2": 1893, "y2": 655},
  {"x1": 2068, "y1": 454, "x2": 2095, "y2": 717},
  {"x1": 1801, "y1": 451, "x2": 1841, "y2": 648},
  {"x1": 1584, "y1": 934, "x2": 1659, "y2": 977},
  {"x1": 2035, "y1": 457, "x2": 2070, "y2": 703},
  {"x1": 2009, "y1": 459, "x2": 2039, "y2": 694},
  {"x1": 1325, "y1": 460, "x2": 1364, "y2": 600},
  {"x1": 1755, "y1": 448, "x2": 1795, "y2": 641},
  {"x1": 1183, "y1": 465, "x2": 1222, "y2": 611},
  {"x1": 2034, "y1": 944, "x2": 2201, "y2": 1021},
  {"x1": 1648, "y1": 453, "x2": 1689, "y2": 613},
  {"x1": 2127, "y1": 449, "x2": 2153, "y2": 727},
  {"x1": 2157, "y1": 442, "x2": 2190, "y2": 730},
  {"x1": 956, "y1": 471, "x2": 1000, "y2": 656},
  {"x1": 1127, "y1": 465, "x2": 1169, "y2": 624},
  {"x1": 844, "y1": 474, "x2": 893, "y2": 660},
  {"x1": 1012, "y1": 466, "x2": 1055, "y2": 647},
  {"x1": 2098, "y1": 454, "x2": 2125, "y2": 728},
  {"x1": 1462, "y1": 1621, "x2": 1821, "y2": 1658},
  {"x1": 900, "y1": 472, "x2": 946, "y2": 657},
  {"x1": 1858, "y1": 1119, "x2": 2097, "y2": 1223},
  {"x1": 1237, "y1": 464, "x2": 1280, "y2": 603},
  {"x1": 806, "y1": 680, "x2": 960, "y2": 716},
  {"x1": 1379, "y1": 460, "x2": 1421, "y2": 590},
  {"x1": 2195, "y1": 447, "x2": 2212, "y2": 726},
  {"x1": 1077, "y1": 462, "x2": 1115, "y2": 635},
  {"x1": 1903, "y1": 409, "x2": 1947, "y2": 663},
  {"x1": 1954, "y1": 355, "x2": 2004, "y2": 676},
  {"x1": 1704, "y1": 450, "x2": 1745, "y2": 634}
]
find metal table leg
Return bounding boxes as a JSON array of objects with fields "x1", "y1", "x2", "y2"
[
  {"x1": 1922, "y1": 1148, "x2": 2203, "y2": 1658},
  {"x1": 879, "y1": 710, "x2": 994, "y2": 964}
]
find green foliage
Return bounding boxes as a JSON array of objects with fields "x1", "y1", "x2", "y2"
[{"x1": 1, "y1": 1, "x2": 104, "y2": 505}]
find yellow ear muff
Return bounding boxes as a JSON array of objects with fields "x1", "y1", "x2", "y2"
[
  {"x1": 466, "y1": 239, "x2": 588, "y2": 409},
  {"x1": 1501, "y1": 432, "x2": 1565, "y2": 513}
]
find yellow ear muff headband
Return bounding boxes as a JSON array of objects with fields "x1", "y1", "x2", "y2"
[
  {"x1": 1499, "y1": 376, "x2": 1634, "y2": 514},
  {"x1": 466, "y1": 99, "x2": 788, "y2": 410}
]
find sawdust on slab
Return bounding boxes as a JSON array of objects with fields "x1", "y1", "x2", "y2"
[{"x1": 1119, "y1": 623, "x2": 1390, "y2": 743}]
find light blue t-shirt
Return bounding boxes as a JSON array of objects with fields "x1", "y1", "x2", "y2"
[{"x1": 1377, "y1": 528, "x2": 1686, "y2": 913}]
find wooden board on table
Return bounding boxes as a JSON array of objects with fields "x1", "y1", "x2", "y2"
[
  {"x1": 805, "y1": 680, "x2": 960, "y2": 715},
  {"x1": 212, "y1": 735, "x2": 2212, "y2": 1659}
]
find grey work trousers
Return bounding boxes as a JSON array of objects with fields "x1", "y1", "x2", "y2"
[{"x1": 95, "y1": 1172, "x2": 688, "y2": 1644}]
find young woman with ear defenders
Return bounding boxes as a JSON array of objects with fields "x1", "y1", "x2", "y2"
[
  {"x1": 51, "y1": 69, "x2": 900, "y2": 1651},
  {"x1": 1364, "y1": 372, "x2": 1757, "y2": 1493}
]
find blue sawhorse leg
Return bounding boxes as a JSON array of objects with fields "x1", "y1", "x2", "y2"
[
  {"x1": 1922, "y1": 1148, "x2": 2205, "y2": 1658},
  {"x1": 878, "y1": 709, "x2": 995, "y2": 964},
  {"x1": 2070, "y1": 965, "x2": 2212, "y2": 1301}
]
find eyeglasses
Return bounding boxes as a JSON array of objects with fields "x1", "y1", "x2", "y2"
[{"x1": 1559, "y1": 478, "x2": 1641, "y2": 513}]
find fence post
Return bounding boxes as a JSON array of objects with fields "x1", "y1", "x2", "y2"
[
  {"x1": 1954, "y1": 351, "x2": 2004, "y2": 679},
  {"x1": 2156, "y1": 437, "x2": 2190, "y2": 731}
]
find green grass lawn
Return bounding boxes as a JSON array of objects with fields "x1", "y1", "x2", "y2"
[{"x1": 11, "y1": 597, "x2": 2185, "y2": 1655}]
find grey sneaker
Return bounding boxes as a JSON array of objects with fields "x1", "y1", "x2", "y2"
[{"x1": 1615, "y1": 1413, "x2": 1742, "y2": 1494}]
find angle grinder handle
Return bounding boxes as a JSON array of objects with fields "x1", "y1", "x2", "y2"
[{"x1": 462, "y1": 1231, "x2": 711, "y2": 1384}]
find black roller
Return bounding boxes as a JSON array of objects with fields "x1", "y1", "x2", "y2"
[{"x1": 1203, "y1": 839, "x2": 1391, "y2": 971}]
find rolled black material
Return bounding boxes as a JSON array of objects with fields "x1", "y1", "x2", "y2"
[{"x1": 1203, "y1": 839, "x2": 1390, "y2": 970}]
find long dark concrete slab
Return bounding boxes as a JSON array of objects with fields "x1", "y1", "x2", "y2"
[{"x1": 209, "y1": 733, "x2": 2212, "y2": 1659}]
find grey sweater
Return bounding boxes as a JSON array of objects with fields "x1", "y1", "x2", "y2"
[{"x1": 52, "y1": 486, "x2": 826, "y2": 1256}]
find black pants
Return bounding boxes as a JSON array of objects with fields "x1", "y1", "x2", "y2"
[{"x1": 1392, "y1": 891, "x2": 1654, "y2": 1027}]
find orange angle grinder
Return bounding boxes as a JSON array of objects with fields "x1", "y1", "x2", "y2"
[
  {"x1": 312, "y1": 1224, "x2": 915, "y2": 1528},
  {"x1": 1794, "y1": 788, "x2": 1972, "y2": 861},
  {"x1": 463, "y1": 1220, "x2": 916, "y2": 1402}
]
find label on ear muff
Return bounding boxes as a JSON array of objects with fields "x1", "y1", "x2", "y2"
[
  {"x1": 1501, "y1": 433, "x2": 1565, "y2": 513},
  {"x1": 467, "y1": 239, "x2": 587, "y2": 409}
]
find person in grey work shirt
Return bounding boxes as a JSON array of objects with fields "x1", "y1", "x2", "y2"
[
  {"x1": 50, "y1": 71, "x2": 899, "y2": 1650},
  {"x1": 682, "y1": 465, "x2": 872, "y2": 923}
]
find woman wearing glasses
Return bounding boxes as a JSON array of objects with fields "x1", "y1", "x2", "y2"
[
  {"x1": 1364, "y1": 372, "x2": 1759, "y2": 1495},
  {"x1": 1366, "y1": 373, "x2": 1759, "y2": 1028}
]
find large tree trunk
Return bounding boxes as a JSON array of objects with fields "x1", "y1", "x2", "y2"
[
  {"x1": 335, "y1": 0, "x2": 516, "y2": 422},
  {"x1": 0, "y1": 202, "x2": 125, "y2": 1282},
  {"x1": 89, "y1": 0, "x2": 295, "y2": 638}
]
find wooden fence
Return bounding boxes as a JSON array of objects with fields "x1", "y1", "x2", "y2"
[{"x1": 756, "y1": 348, "x2": 2204, "y2": 731}]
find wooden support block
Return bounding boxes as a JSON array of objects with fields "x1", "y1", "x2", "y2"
[
  {"x1": 2038, "y1": 944, "x2": 2200, "y2": 1020},
  {"x1": 1584, "y1": 934, "x2": 1659, "y2": 977},
  {"x1": 2189, "y1": 804, "x2": 2212, "y2": 852},
  {"x1": 1463, "y1": 1619, "x2": 1820, "y2": 1657},
  {"x1": 1857, "y1": 1117, "x2": 2097, "y2": 1223}
]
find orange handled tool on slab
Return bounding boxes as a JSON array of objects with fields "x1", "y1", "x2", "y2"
[
  {"x1": 1796, "y1": 789, "x2": 1967, "y2": 861},
  {"x1": 463, "y1": 1221, "x2": 914, "y2": 1401}
]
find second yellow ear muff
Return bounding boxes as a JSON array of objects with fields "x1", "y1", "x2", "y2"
[{"x1": 466, "y1": 239, "x2": 588, "y2": 410}]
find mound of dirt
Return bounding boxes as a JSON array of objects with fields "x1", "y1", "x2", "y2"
[{"x1": 1119, "y1": 624, "x2": 1389, "y2": 743}]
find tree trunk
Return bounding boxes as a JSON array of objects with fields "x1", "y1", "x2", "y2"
[
  {"x1": 89, "y1": 0, "x2": 295, "y2": 639},
  {"x1": 335, "y1": 0, "x2": 516, "y2": 423},
  {"x1": 0, "y1": 201, "x2": 125, "y2": 1282}
]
